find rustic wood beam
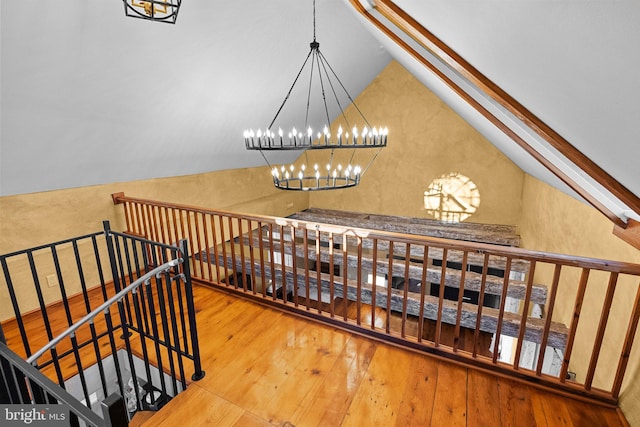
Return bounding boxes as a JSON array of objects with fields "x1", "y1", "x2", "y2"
[
  {"x1": 289, "y1": 209, "x2": 521, "y2": 246},
  {"x1": 268, "y1": 229, "x2": 530, "y2": 274},
  {"x1": 232, "y1": 236, "x2": 546, "y2": 304},
  {"x1": 298, "y1": 208, "x2": 518, "y2": 233},
  {"x1": 210, "y1": 252, "x2": 567, "y2": 348}
]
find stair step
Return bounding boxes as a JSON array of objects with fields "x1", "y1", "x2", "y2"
[{"x1": 129, "y1": 410, "x2": 156, "y2": 427}]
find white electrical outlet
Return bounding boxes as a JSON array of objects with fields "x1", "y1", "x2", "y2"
[{"x1": 46, "y1": 274, "x2": 59, "y2": 287}]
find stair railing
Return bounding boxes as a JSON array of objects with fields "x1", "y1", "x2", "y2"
[
  {"x1": 1, "y1": 221, "x2": 205, "y2": 423},
  {"x1": 2, "y1": 335, "x2": 128, "y2": 427},
  {"x1": 26, "y1": 259, "x2": 180, "y2": 365}
]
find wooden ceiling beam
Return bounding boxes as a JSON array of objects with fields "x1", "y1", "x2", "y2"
[{"x1": 348, "y1": 0, "x2": 639, "y2": 229}]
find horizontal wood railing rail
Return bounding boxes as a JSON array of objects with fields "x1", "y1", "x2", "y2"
[{"x1": 112, "y1": 193, "x2": 640, "y2": 406}]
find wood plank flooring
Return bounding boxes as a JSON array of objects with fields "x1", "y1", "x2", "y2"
[
  {"x1": 3, "y1": 283, "x2": 628, "y2": 426},
  {"x1": 134, "y1": 285, "x2": 626, "y2": 427}
]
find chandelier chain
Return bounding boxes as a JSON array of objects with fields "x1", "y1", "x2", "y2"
[
  {"x1": 317, "y1": 50, "x2": 372, "y2": 129},
  {"x1": 313, "y1": 0, "x2": 316, "y2": 42},
  {"x1": 268, "y1": 50, "x2": 314, "y2": 130}
]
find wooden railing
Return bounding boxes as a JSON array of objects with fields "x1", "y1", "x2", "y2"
[{"x1": 112, "y1": 193, "x2": 640, "y2": 406}]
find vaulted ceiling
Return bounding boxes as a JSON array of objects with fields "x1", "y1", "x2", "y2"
[{"x1": 1, "y1": 1, "x2": 638, "y2": 223}]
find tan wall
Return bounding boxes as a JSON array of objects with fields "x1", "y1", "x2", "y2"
[
  {"x1": 0, "y1": 166, "x2": 309, "y2": 322},
  {"x1": 518, "y1": 174, "x2": 640, "y2": 424},
  {"x1": 2, "y1": 58, "x2": 639, "y2": 423},
  {"x1": 308, "y1": 61, "x2": 525, "y2": 226}
]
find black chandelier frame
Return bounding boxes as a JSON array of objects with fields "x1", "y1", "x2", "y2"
[{"x1": 123, "y1": 0, "x2": 182, "y2": 24}]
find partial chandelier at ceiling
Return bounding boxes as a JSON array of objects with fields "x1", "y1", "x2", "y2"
[
  {"x1": 123, "y1": 0, "x2": 181, "y2": 24},
  {"x1": 244, "y1": 0, "x2": 388, "y2": 191}
]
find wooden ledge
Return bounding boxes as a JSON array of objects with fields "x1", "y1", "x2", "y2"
[{"x1": 613, "y1": 219, "x2": 640, "y2": 251}]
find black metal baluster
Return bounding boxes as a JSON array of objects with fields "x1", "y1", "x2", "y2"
[
  {"x1": 180, "y1": 240, "x2": 205, "y2": 381},
  {"x1": 72, "y1": 240, "x2": 108, "y2": 399},
  {"x1": 1, "y1": 257, "x2": 32, "y2": 360}
]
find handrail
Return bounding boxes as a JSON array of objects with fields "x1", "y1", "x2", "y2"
[
  {"x1": 26, "y1": 258, "x2": 182, "y2": 365},
  {"x1": 111, "y1": 193, "x2": 640, "y2": 275},
  {"x1": 347, "y1": 0, "x2": 640, "y2": 228},
  {"x1": 111, "y1": 193, "x2": 640, "y2": 406},
  {"x1": 0, "y1": 342, "x2": 123, "y2": 427}
]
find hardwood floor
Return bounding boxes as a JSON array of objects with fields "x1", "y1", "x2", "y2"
[
  {"x1": 135, "y1": 285, "x2": 626, "y2": 427},
  {"x1": 3, "y1": 283, "x2": 628, "y2": 426}
]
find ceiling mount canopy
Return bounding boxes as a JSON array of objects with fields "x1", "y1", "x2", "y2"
[
  {"x1": 244, "y1": 0, "x2": 387, "y2": 191},
  {"x1": 123, "y1": 0, "x2": 182, "y2": 24}
]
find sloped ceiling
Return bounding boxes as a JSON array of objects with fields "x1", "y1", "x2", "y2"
[
  {"x1": 0, "y1": 0, "x2": 390, "y2": 196},
  {"x1": 1, "y1": 1, "x2": 638, "y2": 220},
  {"x1": 350, "y1": 0, "x2": 640, "y2": 223}
]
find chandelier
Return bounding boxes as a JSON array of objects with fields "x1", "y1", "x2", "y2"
[
  {"x1": 123, "y1": 0, "x2": 181, "y2": 24},
  {"x1": 244, "y1": 0, "x2": 387, "y2": 191}
]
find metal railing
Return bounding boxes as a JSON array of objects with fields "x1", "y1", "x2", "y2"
[
  {"x1": 25, "y1": 259, "x2": 181, "y2": 365},
  {"x1": 0, "y1": 221, "x2": 204, "y2": 424},
  {"x1": 111, "y1": 193, "x2": 640, "y2": 405},
  {"x1": 2, "y1": 331, "x2": 127, "y2": 427}
]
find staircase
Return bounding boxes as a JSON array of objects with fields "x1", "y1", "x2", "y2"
[{"x1": 0, "y1": 222, "x2": 204, "y2": 426}]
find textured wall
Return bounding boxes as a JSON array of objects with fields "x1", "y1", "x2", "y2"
[
  {"x1": 0, "y1": 166, "x2": 309, "y2": 322},
  {"x1": 518, "y1": 174, "x2": 640, "y2": 423},
  {"x1": 307, "y1": 61, "x2": 525, "y2": 226}
]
